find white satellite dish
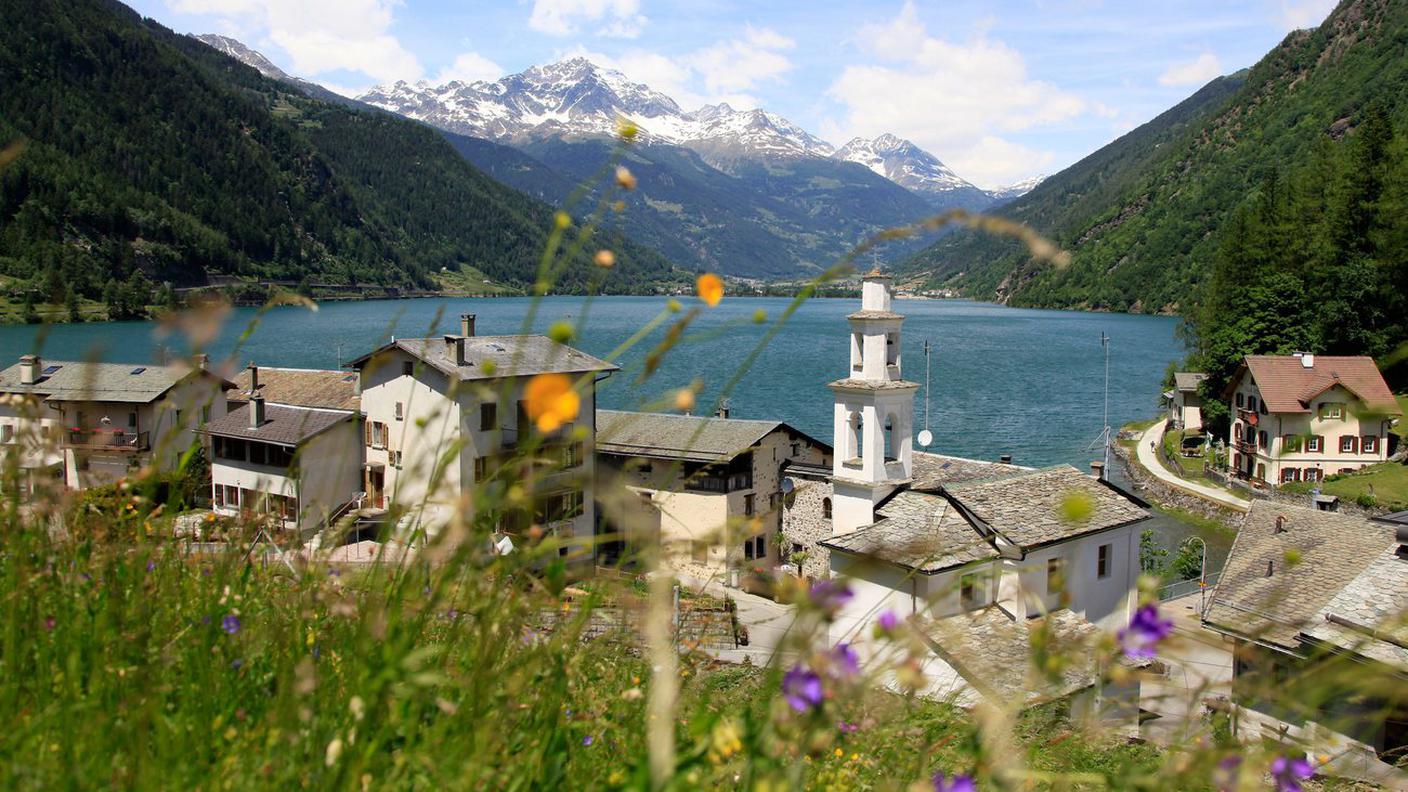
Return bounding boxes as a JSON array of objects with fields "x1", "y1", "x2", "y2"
[
  {"x1": 917, "y1": 429, "x2": 933, "y2": 447},
  {"x1": 492, "y1": 534, "x2": 514, "y2": 556},
  {"x1": 781, "y1": 477, "x2": 795, "y2": 495}
]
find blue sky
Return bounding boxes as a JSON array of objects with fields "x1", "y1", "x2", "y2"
[{"x1": 132, "y1": 0, "x2": 1337, "y2": 188}]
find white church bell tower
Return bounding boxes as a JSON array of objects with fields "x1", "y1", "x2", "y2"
[{"x1": 829, "y1": 269, "x2": 920, "y2": 536}]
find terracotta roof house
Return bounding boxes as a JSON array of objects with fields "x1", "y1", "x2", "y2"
[
  {"x1": 1225, "y1": 354, "x2": 1400, "y2": 486},
  {"x1": 1203, "y1": 501, "x2": 1408, "y2": 770}
]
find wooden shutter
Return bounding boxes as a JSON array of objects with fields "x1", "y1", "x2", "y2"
[{"x1": 364, "y1": 420, "x2": 371, "y2": 446}]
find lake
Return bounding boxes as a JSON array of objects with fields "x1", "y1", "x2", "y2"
[{"x1": 0, "y1": 295, "x2": 1230, "y2": 564}]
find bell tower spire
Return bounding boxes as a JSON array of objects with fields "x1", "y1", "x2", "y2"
[{"x1": 828, "y1": 269, "x2": 919, "y2": 536}]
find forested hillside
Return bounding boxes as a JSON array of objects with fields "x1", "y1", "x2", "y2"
[
  {"x1": 0, "y1": 0, "x2": 680, "y2": 306},
  {"x1": 901, "y1": 0, "x2": 1408, "y2": 320}
]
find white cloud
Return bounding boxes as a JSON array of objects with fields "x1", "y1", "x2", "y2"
[
  {"x1": 528, "y1": 0, "x2": 646, "y2": 39},
  {"x1": 1157, "y1": 52, "x2": 1222, "y2": 86},
  {"x1": 433, "y1": 52, "x2": 503, "y2": 85},
  {"x1": 1276, "y1": 0, "x2": 1335, "y2": 31},
  {"x1": 827, "y1": 2, "x2": 1090, "y2": 188},
  {"x1": 167, "y1": 0, "x2": 424, "y2": 84}
]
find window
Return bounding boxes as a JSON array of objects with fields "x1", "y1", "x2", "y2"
[
  {"x1": 248, "y1": 442, "x2": 269, "y2": 466},
  {"x1": 1306, "y1": 435, "x2": 1323, "y2": 453},
  {"x1": 1258, "y1": 430, "x2": 1268, "y2": 449},
  {"x1": 368, "y1": 421, "x2": 387, "y2": 449},
  {"x1": 175, "y1": 409, "x2": 184, "y2": 426},
  {"x1": 1047, "y1": 557, "x2": 1066, "y2": 595},
  {"x1": 1247, "y1": 395, "x2": 1258, "y2": 412},
  {"x1": 1304, "y1": 468, "x2": 1322, "y2": 483},
  {"x1": 744, "y1": 494, "x2": 755, "y2": 516},
  {"x1": 480, "y1": 402, "x2": 497, "y2": 431},
  {"x1": 1339, "y1": 435, "x2": 1358, "y2": 454},
  {"x1": 744, "y1": 534, "x2": 767, "y2": 561},
  {"x1": 1097, "y1": 544, "x2": 1111, "y2": 579},
  {"x1": 1, "y1": 424, "x2": 12, "y2": 443},
  {"x1": 822, "y1": 498, "x2": 832, "y2": 519},
  {"x1": 1319, "y1": 402, "x2": 1344, "y2": 420},
  {"x1": 128, "y1": 412, "x2": 137, "y2": 428},
  {"x1": 791, "y1": 442, "x2": 800, "y2": 457},
  {"x1": 394, "y1": 402, "x2": 404, "y2": 421},
  {"x1": 402, "y1": 361, "x2": 414, "y2": 377},
  {"x1": 1256, "y1": 463, "x2": 1266, "y2": 481},
  {"x1": 1362, "y1": 435, "x2": 1378, "y2": 454},
  {"x1": 1282, "y1": 435, "x2": 1301, "y2": 453},
  {"x1": 1236, "y1": 393, "x2": 1244, "y2": 408},
  {"x1": 1259, "y1": 401, "x2": 1268, "y2": 416},
  {"x1": 1281, "y1": 468, "x2": 1299, "y2": 483},
  {"x1": 960, "y1": 573, "x2": 978, "y2": 606}
]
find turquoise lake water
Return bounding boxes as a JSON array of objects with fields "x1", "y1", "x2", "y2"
[{"x1": 0, "y1": 295, "x2": 1228, "y2": 562}]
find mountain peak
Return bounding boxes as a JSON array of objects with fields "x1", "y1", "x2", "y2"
[
  {"x1": 833, "y1": 134, "x2": 987, "y2": 205},
  {"x1": 192, "y1": 33, "x2": 288, "y2": 81}
]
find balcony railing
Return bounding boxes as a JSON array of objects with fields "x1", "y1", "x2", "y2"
[
  {"x1": 1233, "y1": 439, "x2": 1257, "y2": 455},
  {"x1": 1236, "y1": 408, "x2": 1259, "y2": 426},
  {"x1": 67, "y1": 430, "x2": 149, "y2": 451},
  {"x1": 685, "y1": 472, "x2": 752, "y2": 493}
]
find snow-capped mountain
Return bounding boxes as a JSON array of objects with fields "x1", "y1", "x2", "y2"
[
  {"x1": 357, "y1": 58, "x2": 836, "y2": 172},
  {"x1": 989, "y1": 174, "x2": 1046, "y2": 201},
  {"x1": 194, "y1": 34, "x2": 290, "y2": 81},
  {"x1": 833, "y1": 134, "x2": 989, "y2": 207}
]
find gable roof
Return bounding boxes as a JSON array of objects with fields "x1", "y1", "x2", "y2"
[
  {"x1": 229, "y1": 367, "x2": 359, "y2": 411},
  {"x1": 821, "y1": 491, "x2": 999, "y2": 573},
  {"x1": 1301, "y1": 546, "x2": 1408, "y2": 671},
  {"x1": 345, "y1": 335, "x2": 618, "y2": 382},
  {"x1": 940, "y1": 465, "x2": 1150, "y2": 550},
  {"x1": 1203, "y1": 501, "x2": 1394, "y2": 652},
  {"x1": 596, "y1": 409, "x2": 827, "y2": 464},
  {"x1": 1173, "y1": 372, "x2": 1207, "y2": 392},
  {"x1": 202, "y1": 402, "x2": 354, "y2": 447},
  {"x1": 0, "y1": 359, "x2": 230, "y2": 403},
  {"x1": 911, "y1": 451, "x2": 1021, "y2": 491},
  {"x1": 1232, "y1": 355, "x2": 1399, "y2": 415}
]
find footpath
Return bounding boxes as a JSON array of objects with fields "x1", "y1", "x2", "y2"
[{"x1": 1136, "y1": 423, "x2": 1250, "y2": 512}]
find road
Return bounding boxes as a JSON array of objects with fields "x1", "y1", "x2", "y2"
[{"x1": 1137, "y1": 423, "x2": 1250, "y2": 512}]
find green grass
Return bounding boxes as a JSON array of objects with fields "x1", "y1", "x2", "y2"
[
  {"x1": 434, "y1": 264, "x2": 525, "y2": 297},
  {"x1": 1395, "y1": 395, "x2": 1407, "y2": 442},
  {"x1": 1285, "y1": 461, "x2": 1408, "y2": 511}
]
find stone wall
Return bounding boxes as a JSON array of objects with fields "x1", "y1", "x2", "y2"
[
  {"x1": 1205, "y1": 466, "x2": 1388, "y2": 520},
  {"x1": 780, "y1": 470, "x2": 833, "y2": 580},
  {"x1": 1110, "y1": 443, "x2": 1241, "y2": 529}
]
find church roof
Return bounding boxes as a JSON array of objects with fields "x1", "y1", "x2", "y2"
[{"x1": 821, "y1": 492, "x2": 999, "y2": 573}]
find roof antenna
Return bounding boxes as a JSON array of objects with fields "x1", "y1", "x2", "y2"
[
  {"x1": 1084, "y1": 332, "x2": 1111, "y2": 478},
  {"x1": 917, "y1": 338, "x2": 933, "y2": 447}
]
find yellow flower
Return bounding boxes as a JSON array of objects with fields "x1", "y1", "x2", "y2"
[
  {"x1": 615, "y1": 166, "x2": 637, "y2": 191},
  {"x1": 674, "y1": 388, "x2": 696, "y2": 412},
  {"x1": 696, "y1": 273, "x2": 724, "y2": 307},
  {"x1": 594, "y1": 249, "x2": 616, "y2": 268},
  {"x1": 524, "y1": 373, "x2": 580, "y2": 433}
]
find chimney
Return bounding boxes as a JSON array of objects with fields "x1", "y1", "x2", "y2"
[
  {"x1": 18, "y1": 354, "x2": 40, "y2": 385},
  {"x1": 1296, "y1": 352, "x2": 1314, "y2": 369},
  {"x1": 248, "y1": 364, "x2": 260, "y2": 394},
  {"x1": 1396, "y1": 525, "x2": 1408, "y2": 560},
  {"x1": 250, "y1": 395, "x2": 266, "y2": 428},
  {"x1": 1266, "y1": 559, "x2": 1275, "y2": 577},
  {"x1": 999, "y1": 454, "x2": 1013, "y2": 465},
  {"x1": 715, "y1": 399, "x2": 730, "y2": 420},
  {"x1": 1090, "y1": 460, "x2": 1106, "y2": 480},
  {"x1": 1274, "y1": 515, "x2": 1286, "y2": 534},
  {"x1": 445, "y1": 335, "x2": 468, "y2": 366},
  {"x1": 195, "y1": 353, "x2": 209, "y2": 370},
  {"x1": 461, "y1": 313, "x2": 476, "y2": 337}
]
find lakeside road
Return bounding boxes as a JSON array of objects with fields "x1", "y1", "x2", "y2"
[{"x1": 1137, "y1": 423, "x2": 1251, "y2": 512}]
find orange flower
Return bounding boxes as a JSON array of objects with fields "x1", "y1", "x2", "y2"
[
  {"x1": 524, "y1": 373, "x2": 580, "y2": 432},
  {"x1": 594, "y1": 249, "x2": 616, "y2": 268},
  {"x1": 696, "y1": 273, "x2": 723, "y2": 307}
]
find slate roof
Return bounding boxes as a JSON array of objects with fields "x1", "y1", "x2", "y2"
[
  {"x1": 346, "y1": 335, "x2": 617, "y2": 381},
  {"x1": 596, "y1": 410, "x2": 827, "y2": 463},
  {"x1": 918, "y1": 606, "x2": 1109, "y2": 706},
  {"x1": 911, "y1": 451, "x2": 1022, "y2": 491},
  {"x1": 941, "y1": 465, "x2": 1150, "y2": 549},
  {"x1": 1173, "y1": 372, "x2": 1207, "y2": 392},
  {"x1": 229, "y1": 367, "x2": 359, "y2": 411},
  {"x1": 847, "y1": 310, "x2": 904, "y2": 321},
  {"x1": 0, "y1": 359, "x2": 227, "y2": 403},
  {"x1": 202, "y1": 403, "x2": 353, "y2": 446},
  {"x1": 1232, "y1": 355, "x2": 1399, "y2": 415},
  {"x1": 822, "y1": 491, "x2": 998, "y2": 573},
  {"x1": 1374, "y1": 510, "x2": 1408, "y2": 527},
  {"x1": 1302, "y1": 547, "x2": 1408, "y2": 670},
  {"x1": 1203, "y1": 501, "x2": 1394, "y2": 651}
]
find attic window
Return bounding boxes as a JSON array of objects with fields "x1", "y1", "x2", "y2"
[
  {"x1": 42, "y1": 365, "x2": 62, "y2": 375},
  {"x1": 129, "y1": 367, "x2": 146, "y2": 375}
]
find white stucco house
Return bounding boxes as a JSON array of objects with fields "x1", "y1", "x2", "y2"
[
  {"x1": 0, "y1": 354, "x2": 230, "y2": 494},
  {"x1": 344, "y1": 314, "x2": 618, "y2": 566},
  {"x1": 1226, "y1": 354, "x2": 1400, "y2": 486},
  {"x1": 1166, "y1": 371, "x2": 1207, "y2": 431},
  {"x1": 791, "y1": 270, "x2": 1150, "y2": 712},
  {"x1": 203, "y1": 365, "x2": 363, "y2": 535}
]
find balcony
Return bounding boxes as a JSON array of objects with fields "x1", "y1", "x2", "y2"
[
  {"x1": 1236, "y1": 408, "x2": 1259, "y2": 426},
  {"x1": 1233, "y1": 439, "x2": 1257, "y2": 455},
  {"x1": 67, "y1": 430, "x2": 149, "y2": 452},
  {"x1": 685, "y1": 472, "x2": 752, "y2": 493}
]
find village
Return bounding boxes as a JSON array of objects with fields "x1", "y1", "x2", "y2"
[{"x1": 2, "y1": 272, "x2": 1405, "y2": 787}]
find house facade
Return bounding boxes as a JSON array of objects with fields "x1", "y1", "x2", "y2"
[
  {"x1": 1227, "y1": 354, "x2": 1400, "y2": 485},
  {"x1": 345, "y1": 314, "x2": 617, "y2": 564},
  {"x1": 1166, "y1": 371, "x2": 1207, "y2": 431},
  {"x1": 205, "y1": 366, "x2": 363, "y2": 535},
  {"x1": 594, "y1": 408, "x2": 830, "y2": 586},
  {"x1": 0, "y1": 354, "x2": 229, "y2": 494}
]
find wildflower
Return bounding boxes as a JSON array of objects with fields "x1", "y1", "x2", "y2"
[
  {"x1": 874, "y1": 610, "x2": 900, "y2": 637},
  {"x1": 325, "y1": 737, "x2": 343, "y2": 767},
  {"x1": 553, "y1": 211, "x2": 571, "y2": 230},
  {"x1": 581, "y1": 735, "x2": 594, "y2": 747},
  {"x1": 807, "y1": 579, "x2": 853, "y2": 616},
  {"x1": 616, "y1": 116, "x2": 639, "y2": 140},
  {"x1": 43, "y1": 616, "x2": 55, "y2": 631},
  {"x1": 615, "y1": 166, "x2": 637, "y2": 190},
  {"x1": 932, "y1": 771, "x2": 976, "y2": 792},
  {"x1": 146, "y1": 560, "x2": 155, "y2": 572},
  {"x1": 1270, "y1": 755, "x2": 1313, "y2": 792},
  {"x1": 837, "y1": 721, "x2": 859, "y2": 733},
  {"x1": 230, "y1": 658, "x2": 243, "y2": 670},
  {"x1": 594, "y1": 249, "x2": 616, "y2": 268},
  {"x1": 709, "y1": 719, "x2": 743, "y2": 762},
  {"x1": 1118, "y1": 603, "x2": 1173, "y2": 659},
  {"x1": 1213, "y1": 756, "x2": 1242, "y2": 792},
  {"x1": 781, "y1": 665, "x2": 824, "y2": 713},
  {"x1": 674, "y1": 387, "x2": 695, "y2": 412},
  {"x1": 524, "y1": 373, "x2": 580, "y2": 432},
  {"x1": 222, "y1": 614, "x2": 241, "y2": 635},
  {"x1": 696, "y1": 273, "x2": 724, "y2": 307},
  {"x1": 828, "y1": 643, "x2": 860, "y2": 678}
]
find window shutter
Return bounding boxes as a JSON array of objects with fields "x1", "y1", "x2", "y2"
[{"x1": 364, "y1": 420, "x2": 371, "y2": 446}]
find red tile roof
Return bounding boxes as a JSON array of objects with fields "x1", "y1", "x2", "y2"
[{"x1": 1236, "y1": 355, "x2": 1400, "y2": 415}]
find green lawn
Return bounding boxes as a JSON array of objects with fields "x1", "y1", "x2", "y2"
[
  {"x1": 1286, "y1": 461, "x2": 1408, "y2": 511},
  {"x1": 1396, "y1": 394, "x2": 1408, "y2": 442}
]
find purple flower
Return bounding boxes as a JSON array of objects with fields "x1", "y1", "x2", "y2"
[
  {"x1": 808, "y1": 580, "x2": 853, "y2": 615},
  {"x1": 829, "y1": 643, "x2": 860, "y2": 678},
  {"x1": 1271, "y1": 755, "x2": 1313, "y2": 792},
  {"x1": 932, "y1": 771, "x2": 976, "y2": 792},
  {"x1": 581, "y1": 735, "x2": 593, "y2": 747},
  {"x1": 230, "y1": 658, "x2": 243, "y2": 670},
  {"x1": 1214, "y1": 756, "x2": 1243, "y2": 792},
  {"x1": 221, "y1": 614, "x2": 241, "y2": 635},
  {"x1": 43, "y1": 616, "x2": 55, "y2": 632},
  {"x1": 1118, "y1": 603, "x2": 1174, "y2": 659},
  {"x1": 782, "y1": 665, "x2": 824, "y2": 713},
  {"x1": 877, "y1": 610, "x2": 900, "y2": 632},
  {"x1": 837, "y1": 721, "x2": 859, "y2": 733},
  {"x1": 146, "y1": 560, "x2": 155, "y2": 572}
]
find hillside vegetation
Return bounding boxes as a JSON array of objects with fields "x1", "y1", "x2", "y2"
[{"x1": 0, "y1": 0, "x2": 681, "y2": 306}]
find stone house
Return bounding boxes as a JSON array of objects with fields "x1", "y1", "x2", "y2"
[
  {"x1": 0, "y1": 354, "x2": 230, "y2": 494},
  {"x1": 1226, "y1": 354, "x2": 1400, "y2": 486},
  {"x1": 594, "y1": 408, "x2": 830, "y2": 586}
]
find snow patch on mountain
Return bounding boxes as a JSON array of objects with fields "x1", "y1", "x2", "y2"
[{"x1": 833, "y1": 134, "x2": 980, "y2": 197}]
